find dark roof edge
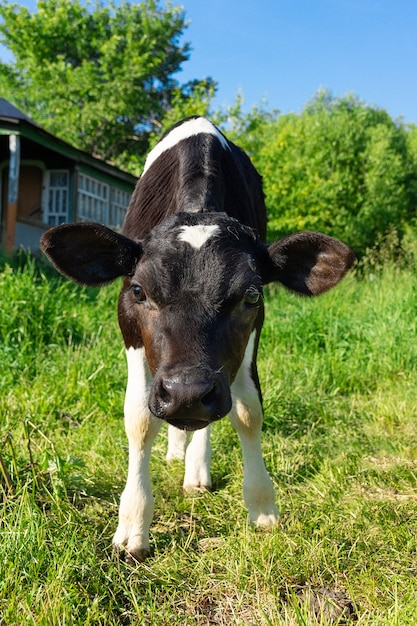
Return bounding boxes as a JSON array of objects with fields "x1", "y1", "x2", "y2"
[
  {"x1": 0, "y1": 97, "x2": 40, "y2": 125},
  {"x1": 0, "y1": 98, "x2": 138, "y2": 184}
]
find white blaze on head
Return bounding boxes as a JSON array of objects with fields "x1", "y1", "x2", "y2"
[
  {"x1": 143, "y1": 117, "x2": 230, "y2": 174},
  {"x1": 178, "y1": 224, "x2": 220, "y2": 250}
]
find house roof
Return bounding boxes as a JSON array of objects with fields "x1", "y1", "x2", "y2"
[
  {"x1": 0, "y1": 98, "x2": 40, "y2": 125},
  {"x1": 0, "y1": 97, "x2": 137, "y2": 187}
]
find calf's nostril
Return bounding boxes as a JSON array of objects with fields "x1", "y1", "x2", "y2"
[
  {"x1": 201, "y1": 382, "x2": 217, "y2": 408},
  {"x1": 159, "y1": 379, "x2": 173, "y2": 405}
]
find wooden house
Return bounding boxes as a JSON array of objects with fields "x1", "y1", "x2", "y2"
[{"x1": 0, "y1": 98, "x2": 136, "y2": 251}]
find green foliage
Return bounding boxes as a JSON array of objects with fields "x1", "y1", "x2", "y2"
[
  {"x1": 225, "y1": 91, "x2": 417, "y2": 256},
  {"x1": 405, "y1": 124, "x2": 417, "y2": 217},
  {"x1": 213, "y1": 92, "x2": 280, "y2": 153},
  {"x1": 1, "y1": 0, "x2": 415, "y2": 251},
  {"x1": 2, "y1": 249, "x2": 417, "y2": 622},
  {"x1": 0, "y1": 0, "x2": 216, "y2": 172},
  {"x1": 1, "y1": 0, "x2": 416, "y2": 250}
]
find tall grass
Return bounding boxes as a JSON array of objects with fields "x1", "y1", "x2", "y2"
[{"x1": 1, "y1": 249, "x2": 417, "y2": 624}]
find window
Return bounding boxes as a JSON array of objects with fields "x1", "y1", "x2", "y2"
[
  {"x1": 77, "y1": 173, "x2": 131, "y2": 229},
  {"x1": 77, "y1": 173, "x2": 109, "y2": 224},
  {"x1": 110, "y1": 188, "x2": 131, "y2": 229},
  {"x1": 43, "y1": 170, "x2": 69, "y2": 225}
]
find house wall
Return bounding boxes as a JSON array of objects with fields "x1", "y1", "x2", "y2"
[
  {"x1": 1, "y1": 127, "x2": 136, "y2": 250},
  {"x1": 14, "y1": 220, "x2": 46, "y2": 251},
  {"x1": 1, "y1": 162, "x2": 48, "y2": 249}
]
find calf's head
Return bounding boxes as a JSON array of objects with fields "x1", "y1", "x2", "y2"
[{"x1": 40, "y1": 213, "x2": 354, "y2": 430}]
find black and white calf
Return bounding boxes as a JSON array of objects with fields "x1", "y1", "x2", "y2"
[{"x1": 41, "y1": 117, "x2": 354, "y2": 562}]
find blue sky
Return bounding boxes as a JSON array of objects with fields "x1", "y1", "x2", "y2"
[
  {"x1": 1, "y1": 0, "x2": 417, "y2": 123},
  {"x1": 179, "y1": 0, "x2": 417, "y2": 123}
]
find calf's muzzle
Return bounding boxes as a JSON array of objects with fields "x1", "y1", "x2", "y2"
[{"x1": 149, "y1": 368, "x2": 232, "y2": 431}]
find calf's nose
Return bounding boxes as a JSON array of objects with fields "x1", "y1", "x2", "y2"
[
  {"x1": 157, "y1": 377, "x2": 216, "y2": 415},
  {"x1": 163, "y1": 377, "x2": 215, "y2": 404},
  {"x1": 150, "y1": 372, "x2": 231, "y2": 429}
]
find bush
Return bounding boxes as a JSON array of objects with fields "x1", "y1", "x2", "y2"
[{"x1": 226, "y1": 91, "x2": 417, "y2": 257}]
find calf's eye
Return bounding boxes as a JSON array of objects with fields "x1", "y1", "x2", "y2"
[
  {"x1": 244, "y1": 287, "x2": 261, "y2": 306},
  {"x1": 131, "y1": 284, "x2": 146, "y2": 303}
]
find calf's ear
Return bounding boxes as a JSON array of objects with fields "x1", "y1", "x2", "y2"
[
  {"x1": 260, "y1": 231, "x2": 355, "y2": 295},
  {"x1": 40, "y1": 223, "x2": 142, "y2": 286}
]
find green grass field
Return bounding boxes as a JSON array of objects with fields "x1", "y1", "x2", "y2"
[{"x1": 1, "y1": 250, "x2": 417, "y2": 625}]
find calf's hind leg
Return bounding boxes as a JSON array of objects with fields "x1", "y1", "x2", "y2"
[
  {"x1": 166, "y1": 425, "x2": 189, "y2": 461},
  {"x1": 166, "y1": 425, "x2": 212, "y2": 491}
]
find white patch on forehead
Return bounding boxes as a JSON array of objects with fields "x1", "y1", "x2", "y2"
[
  {"x1": 178, "y1": 224, "x2": 221, "y2": 250},
  {"x1": 143, "y1": 117, "x2": 230, "y2": 174}
]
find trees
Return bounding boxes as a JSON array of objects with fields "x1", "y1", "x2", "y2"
[
  {"x1": 228, "y1": 92, "x2": 416, "y2": 254},
  {"x1": 0, "y1": 0, "x2": 215, "y2": 172},
  {"x1": 1, "y1": 0, "x2": 416, "y2": 256}
]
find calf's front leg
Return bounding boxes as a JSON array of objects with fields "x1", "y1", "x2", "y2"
[
  {"x1": 229, "y1": 332, "x2": 278, "y2": 527},
  {"x1": 112, "y1": 347, "x2": 161, "y2": 562}
]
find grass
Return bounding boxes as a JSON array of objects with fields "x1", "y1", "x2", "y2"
[{"x1": 1, "y1": 250, "x2": 417, "y2": 624}]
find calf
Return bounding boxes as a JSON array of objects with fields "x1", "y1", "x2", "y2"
[{"x1": 40, "y1": 117, "x2": 354, "y2": 562}]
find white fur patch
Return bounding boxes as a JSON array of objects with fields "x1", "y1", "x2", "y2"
[
  {"x1": 143, "y1": 117, "x2": 230, "y2": 174},
  {"x1": 231, "y1": 331, "x2": 258, "y2": 400},
  {"x1": 178, "y1": 224, "x2": 220, "y2": 249},
  {"x1": 123, "y1": 346, "x2": 153, "y2": 429}
]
